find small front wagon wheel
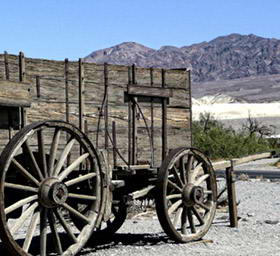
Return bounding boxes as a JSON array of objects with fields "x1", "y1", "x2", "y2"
[
  {"x1": 155, "y1": 147, "x2": 217, "y2": 243},
  {"x1": 0, "y1": 121, "x2": 104, "y2": 256}
]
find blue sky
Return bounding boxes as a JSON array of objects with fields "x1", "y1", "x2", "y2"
[{"x1": 1, "y1": 0, "x2": 280, "y2": 60}]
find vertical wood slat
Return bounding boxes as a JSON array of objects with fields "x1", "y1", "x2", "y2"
[
  {"x1": 19, "y1": 51, "x2": 25, "y2": 82},
  {"x1": 161, "y1": 69, "x2": 167, "y2": 161},
  {"x1": 78, "y1": 58, "x2": 85, "y2": 132},
  {"x1": 188, "y1": 70, "x2": 193, "y2": 146},
  {"x1": 128, "y1": 66, "x2": 132, "y2": 165},
  {"x1": 226, "y1": 161, "x2": 238, "y2": 228},
  {"x1": 19, "y1": 52, "x2": 26, "y2": 127},
  {"x1": 64, "y1": 59, "x2": 69, "y2": 123},
  {"x1": 131, "y1": 64, "x2": 137, "y2": 165},
  {"x1": 150, "y1": 67, "x2": 155, "y2": 167},
  {"x1": 112, "y1": 121, "x2": 117, "y2": 168},
  {"x1": 104, "y1": 63, "x2": 109, "y2": 150},
  {"x1": 4, "y1": 51, "x2": 9, "y2": 80},
  {"x1": 36, "y1": 76, "x2": 41, "y2": 98}
]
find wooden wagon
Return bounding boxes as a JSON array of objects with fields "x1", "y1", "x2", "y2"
[{"x1": 0, "y1": 52, "x2": 217, "y2": 255}]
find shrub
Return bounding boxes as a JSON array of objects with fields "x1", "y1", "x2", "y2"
[{"x1": 193, "y1": 113, "x2": 277, "y2": 159}]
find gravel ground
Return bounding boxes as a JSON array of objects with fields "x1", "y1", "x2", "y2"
[
  {"x1": 0, "y1": 159, "x2": 279, "y2": 256},
  {"x1": 81, "y1": 158, "x2": 280, "y2": 256}
]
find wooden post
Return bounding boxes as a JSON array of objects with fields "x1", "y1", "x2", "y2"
[
  {"x1": 161, "y1": 69, "x2": 167, "y2": 161},
  {"x1": 19, "y1": 52, "x2": 25, "y2": 82},
  {"x1": 78, "y1": 58, "x2": 85, "y2": 132},
  {"x1": 226, "y1": 160, "x2": 238, "y2": 228},
  {"x1": 187, "y1": 70, "x2": 193, "y2": 147},
  {"x1": 112, "y1": 121, "x2": 117, "y2": 168},
  {"x1": 104, "y1": 63, "x2": 109, "y2": 150},
  {"x1": 4, "y1": 51, "x2": 9, "y2": 80},
  {"x1": 150, "y1": 67, "x2": 155, "y2": 167},
  {"x1": 19, "y1": 52, "x2": 26, "y2": 128},
  {"x1": 128, "y1": 66, "x2": 132, "y2": 165},
  {"x1": 64, "y1": 58, "x2": 69, "y2": 123},
  {"x1": 131, "y1": 64, "x2": 137, "y2": 165},
  {"x1": 36, "y1": 76, "x2": 41, "y2": 98}
]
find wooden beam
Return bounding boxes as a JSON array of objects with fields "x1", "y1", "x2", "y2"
[
  {"x1": 131, "y1": 64, "x2": 137, "y2": 165},
  {"x1": 150, "y1": 67, "x2": 154, "y2": 167},
  {"x1": 112, "y1": 120, "x2": 117, "y2": 168},
  {"x1": 19, "y1": 52, "x2": 25, "y2": 82},
  {"x1": 161, "y1": 69, "x2": 168, "y2": 161},
  {"x1": 36, "y1": 76, "x2": 41, "y2": 98},
  {"x1": 78, "y1": 58, "x2": 85, "y2": 132},
  {"x1": 128, "y1": 66, "x2": 132, "y2": 165},
  {"x1": 64, "y1": 58, "x2": 69, "y2": 123},
  {"x1": 127, "y1": 85, "x2": 173, "y2": 98},
  {"x1": 104, "y1": 63, "x2": 109, "y2": 149},
  {"x1": 4, "y1": 51, "x2": 9, "y2": 80},
  {"x1": 226, "y1": 161, "x2": 238, "y2": 228}
]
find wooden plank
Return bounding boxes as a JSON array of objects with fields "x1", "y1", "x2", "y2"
[
  {"x1": 104, "y1": 63, "x2": 109, "y2": 149},
  {"x1": 161, "y1": 69, "x2": 168, "y2": 160},
  {"x1": 36, "y1": 76, "x2": 41, "y2": 98},
  {"x1": 64, "y1": 58, "x2": 69, "y2": 123},
  {"x1": 78, "y1": 58, "x2": 85, "y2": 132},
  {"x1": 131, "y1": 64, "x2": 137, "y2": 165},
  {"x1": 4, "y1": 51, "x2": 9, "y2": 80},
  {"x1": 150, "y1": 67, "x2": 155, "y2": 167},
  {"x1": 112, "y1": 120, "x2": 117, "y2": 168},
  {"x1": 127, "y1": 84, "x2": 173, "y2": 98},
  {"x1": 19, "y1": 52, "x2": 25, "y2": 82},
  {"x1": 0, "y1": 80, "x2": 31, "y2": 107}
]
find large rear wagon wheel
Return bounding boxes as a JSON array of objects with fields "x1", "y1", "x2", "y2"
[
  {"x1": 156, "y1": 147, "x2": 217, "y2": 243},
  {"x1": 0, "y1": 121, "x2": 105, "y2": 256}
]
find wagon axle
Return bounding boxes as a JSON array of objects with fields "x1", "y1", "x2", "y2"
[{"x1": 182, "y1": 184, "x2": 204, "y2": 207}]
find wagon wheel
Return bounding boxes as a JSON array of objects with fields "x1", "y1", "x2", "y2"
[
  {"x1": 155, "y1": 147, "x2": 217, "y2": 243},
  {"x1": 0, "y1": 120, "x2": 104, "y2": 256}
]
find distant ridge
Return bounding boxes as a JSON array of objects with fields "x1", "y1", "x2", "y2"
[{"x1": 84, "y1": 34, "x2": 280, "y2": 83}]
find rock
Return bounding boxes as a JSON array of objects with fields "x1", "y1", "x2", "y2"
[{"x1": 264, "y1": 220, "x2": 279, "y2": 225}]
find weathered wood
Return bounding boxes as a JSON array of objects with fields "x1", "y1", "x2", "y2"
[
  {"x1": 36, "y1": 76, "x2": 41, "y2": 98},
  {"x1": 78, "y1": 58, "x2": 85, "y2": 132},
  {"x1": 127, "y1": 84, "x2": 173, "y2": 98},
  {"x1": 4, "y1": 51, "x2": 9, "y2": 80},
  {"x1": 129, "y1": 185, "x2": 155, "y2": 200},
  {"x1": 19, "y1": 52, "x2": 25, "y2": 82},
  {"x1": 0, "y1": 80, "x2": 31, "y2": 107},
  {"x1": 64, "y1": 58, "x2": 69, "y2": 123},
  {"x1": 226, "y1": 161, "x2": 238, "y2": 228},
  {"x1": 104, "y1": 63, "x2": 109, "y2": 149},
  {"x1": 161, "y1": 69, "x2": 168, "y2": 160},
  {"x1": 112, "y1": 120, "x2": 117, "y2": 168},
  {"x1": 150, "y1": 67, "x2": 155, "y2": 167}
]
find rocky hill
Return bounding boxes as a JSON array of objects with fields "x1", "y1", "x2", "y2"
[{"x1": 84, "y1": 34, "x2": 280, "y2": 82}]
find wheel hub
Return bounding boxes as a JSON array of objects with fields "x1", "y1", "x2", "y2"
[
  {"x1": 39, "y1": 178, "x2": 68, "y2": 208},
  {"x1": 182, "y1": 184, "x2": 204, "y2": 206}
]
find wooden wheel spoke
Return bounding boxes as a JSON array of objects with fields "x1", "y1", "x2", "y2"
[
  {"x1": 37, "y1": 129, "x2": 48, "y2": 178},
  {"x1": 167, "y1": 179, "x2": 182, "y2": 192},
  {"x1": 68, "y1": 193, "x2": 97, "y2": 201},
  {"x1": 190, "y1": 162, "x2": 203, "y2": 184},
  {"x1": 58, "y1": 153, "x2": 89, "y2": 181},
  {"x1": 168, "y1": 199, "x2": 182, "y2": 215},
  {"x1": 196, "y1": 201, "x2": 211, "y2": 212},
  {"x1": 61, "y1": 203, "x2": 90, "y2": 224},
  {"x1": 171, "y1": 167, "x2": 184, "y2": 187},
  {"x1": 166, "y1": 194, "x2": 181, "y2": 200},
  {"x1": 5, "y1": 182, "x2": 38, "y2": 193},
  {"x1": 179, "y1": 157, "x2": 187, "y2": 184},
  {"x1": 22, "y1": 141, "x2": 44, "y2": 181},
  {"x1": 10, "y1": 202, "x2": 38, "y2": 234},
  {"x1": 186, "y1": 208, "x2": 196, "y2": 233},
  {"x1": 65, "y1": 172, "x2": 96, "y2": 186},
  {"x1": 181, "y1": 207, "x2": 187, "y2": 235},
  {"x1": 40, "y1": 207, "x2": 48, "y2": 256},
  {"x1": 173, "y1": 207, "x2": 183, "y2": 227},
  {"x1": 191, "y1": 206, "x2": 205, "y2": 226},
  {"x1": 53, "y1": 138, "x2": 76, "y2": 176},
  {"x1": 54, "y1": 209, "x2": 77, "y2": 243},
  {"x1": 11, "y1": 159, "x2": 40, "y2": 186},
  {"x1": 23, "y1": 211, "x2": 40, "y2": 252},
  {"x1": 5, "y1": 195, "x2": 38, "y2": 215},
  {"x1": 48, "y1": 128, "x2": 61, "y2": 177},
  {"x1": 194, "y1": 174, "x2": 210, "y2": 186},
  {"x1": 48, "y1": 210, "x2": 63, "y2": 254}
]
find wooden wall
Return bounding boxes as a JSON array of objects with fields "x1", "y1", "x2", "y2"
[{"x1": 0, "y1": 52, "x2": 191, "y2": 167}]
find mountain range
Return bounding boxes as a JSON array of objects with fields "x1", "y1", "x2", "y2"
[{"x1": 84, "y1": 33, "x2": 280, "y2": 83}]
